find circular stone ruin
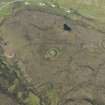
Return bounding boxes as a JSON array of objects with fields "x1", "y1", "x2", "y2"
[{"x1": 0, "y1": 4, "x2": 105, "y2": 105}]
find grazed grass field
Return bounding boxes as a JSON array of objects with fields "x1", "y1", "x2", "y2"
[{"x1": 0, "y1": 0, "x2": 105, "y2": 20}]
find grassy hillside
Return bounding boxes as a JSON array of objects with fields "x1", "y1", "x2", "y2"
[{"x1": 0, "y1": 0, "x2": 105, "y2": 32}]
